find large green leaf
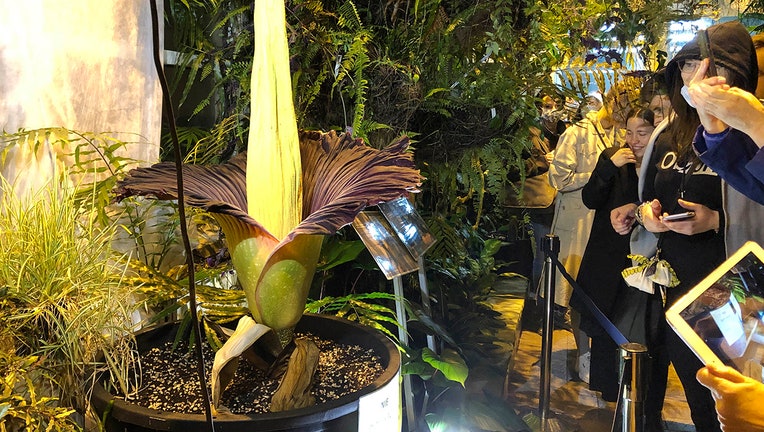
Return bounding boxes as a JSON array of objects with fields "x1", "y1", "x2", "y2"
[
  {"x1": 421, "y1": 347, "x2": 468, "y2": 386},
  {"x1": 316, "y1": 238, "x2": 366, "y2": 271}
]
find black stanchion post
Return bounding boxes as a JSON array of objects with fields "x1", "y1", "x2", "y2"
[
  {"x1": 540, "y1": 234, "x2": 559, "y2": 430},
  {"x1": 618, "y1": 343, "x2": 648, "y2": 432}
]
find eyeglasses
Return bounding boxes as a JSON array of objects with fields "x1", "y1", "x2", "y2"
[
  {"x1": 679, "y1": 60, "x2": 701, "y2": 74},
  {"x1": 680, "y1": 59, "x2": 727, "y2": 77}
]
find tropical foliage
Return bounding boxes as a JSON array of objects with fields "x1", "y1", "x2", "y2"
[
  {"x1": 4, "y1": 0, "x2": 757, "y2": 426},
  {"x1": 155, "y1": 0, "x2": 735, "y2": 428}
]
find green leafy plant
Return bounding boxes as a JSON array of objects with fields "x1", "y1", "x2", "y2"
[
  {"x1": 0, "y1": 353, "x2": 79, "y2": 432},
  {"x1": 0, "y1": 177, "x2": 140, "y2": 428},
  {"x1": 399, "y1": 215, "x2": 530, "y2": 431},
  {"x1": 305, "y1": 292, "x2": 400, "y2": 340},
  {"x1": 0, "y1": 128, "x2": 174, "y2": 431}
]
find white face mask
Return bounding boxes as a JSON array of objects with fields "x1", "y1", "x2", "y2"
[
  {"x1": 680, "y1": 85, "x2": 696, "y2": 108},
  {"x1": 564, "y1": 99, "x2": 580, "y2": 111}
]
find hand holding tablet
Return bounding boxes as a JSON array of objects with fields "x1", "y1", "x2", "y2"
[{"x1": 666, "y1": 241, "x2": 764, "y2": 382}]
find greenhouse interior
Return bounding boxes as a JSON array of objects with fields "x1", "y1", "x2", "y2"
[{"x1": 3, "y1": 0, "x2": 764, "y2": 431}]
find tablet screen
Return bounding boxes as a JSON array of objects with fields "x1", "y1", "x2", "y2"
[{"x1": 666, "y1": 242, "x2": 764, "y2": 382}]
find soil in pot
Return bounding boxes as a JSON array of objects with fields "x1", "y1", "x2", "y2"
[
  {"x1": 120, "y1": 330, "x2": 384, "y2": 414},
  {"x1": 92, "y1": 314, "x2": 402, "y2": 432}
]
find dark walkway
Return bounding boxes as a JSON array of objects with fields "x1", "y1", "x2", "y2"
[{"x1": 495, "y1": 278, "x2": 696, "y2": 431}]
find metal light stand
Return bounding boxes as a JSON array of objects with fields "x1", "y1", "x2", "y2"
[
  {"x1": 353, "y1": 198, "x2": 437, "y2": 432},
  {"x1": 392, "y1": 275, "x2": 416, "y2": 431},
  {"x1": 618, "y1": 343, "x2": 648, "y2": 432},
  {"x1": 390, "y1": 264, "x2": 436, "y2": 431},
  {"x1": 417, "y1": 256, "x2": 437, "y2": 352},
  {"x1": 377, "y1": 198, "x2": 438, "y2": 355},
  {"x1": 539, "y1": 234, "x2": 559, "y2": 430}
]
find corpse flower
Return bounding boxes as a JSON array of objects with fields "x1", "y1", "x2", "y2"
[
  {"x1": 112, "y1": 0, "x2": 421, "y2": 410},
  {"x1": 114, "y1": 131, "x2": 420, "y2": 406}
]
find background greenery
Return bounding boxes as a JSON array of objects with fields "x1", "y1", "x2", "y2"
[
  {"x1": 159, "y1": 0, "x2": 764, "y2": 430},
  {"x1": 162, "y1": 0, "x2": 727, "y2": 226},
  {"x1": 5, "y1": 1, "x2": 764, "y2": 430}
]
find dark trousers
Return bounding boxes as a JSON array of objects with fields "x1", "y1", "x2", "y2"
[
  {"x1": 666, "y1": 329, "x2": 721, "y2": 432},
  {"x1": 645, "y1": 328, "x2": 670, "y2": 432}
]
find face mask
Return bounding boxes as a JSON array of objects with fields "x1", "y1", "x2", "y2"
[
  {"x1": 587, "y1": 104, "x2": 599, "y2": 112},
  {"x1": 680, "y1": 85, "x2": 696, "y2": 108},
  {"x1": 564, "y1": 99, "x2": 580, "y2": 111}
]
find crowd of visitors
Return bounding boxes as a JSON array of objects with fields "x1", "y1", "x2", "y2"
[{"x1": 510, "y1": 20, "x2": 764, "y2": 431}]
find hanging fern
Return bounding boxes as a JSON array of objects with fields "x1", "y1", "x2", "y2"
[
  {"x1": 336, "y1": 1, "x2": 363, "y2": 31},
  {"x1": 425, "y1": 215, "x2": 469, "y2": 264},
  {"x1": 480, "y1": 139, "x2": 512, "y2": 199},
  {"x1": 182, "y1": 114, "x2": 243, "y2": 165},
  {"x1": 331, "y1": 29, "x2": 372, "y2": 135}
]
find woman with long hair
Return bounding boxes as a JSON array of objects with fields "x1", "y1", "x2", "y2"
[
  {"x1": 574, "y1": 108, "x2": 655, "y2": 403},
  {"x1": 637, "y1": 21, "x2": 760, "y2": 432}
]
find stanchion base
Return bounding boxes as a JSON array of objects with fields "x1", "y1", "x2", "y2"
[{"x1": 521, "y1": 410, "x2": 579, "y2": 432}]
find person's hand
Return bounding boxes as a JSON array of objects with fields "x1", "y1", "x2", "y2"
[
  {"x1": 640, "y1": 199, "x2": 668, "y2": 233},
  {"x1": 660, "y1": 198, "x2": 719, "y2": 235},
  {"x1": 545, "y1": 151, "x2": 554, "y2": 164},
  {"x1": 697, "y1": 363, "x2": 764, "y2": 431},
  {"x1": 688, "y1": 58, "x2": 730, "y2": 134},
  {"x1": 688, "y1": 58, "x2": 764, "y2": 142},
  {"x1": 702, "y1": 86, "x2": 764, "y2": 144},
  {"x1": 610, "y1": 147, "x2": 636, "y2": 168},
  {"x1": 611, "y1": 203, "x2": 637, "y2": 235}
]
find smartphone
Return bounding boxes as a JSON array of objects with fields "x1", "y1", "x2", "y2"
[
  {"x1": 697, "y1": 29, "x2": 718, "y2": 77},
  {"x1": 663, "y1": 211, "x2": 696, "y2": 221}
]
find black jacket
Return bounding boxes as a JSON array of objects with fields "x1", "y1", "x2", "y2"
[{"x1": 574, "y1": 145, "x2": 638, "y2": 329}]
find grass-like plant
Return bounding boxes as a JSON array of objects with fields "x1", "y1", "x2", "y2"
[{"x1": 0, "y1": 175, "x2": 140, "y2": 428}]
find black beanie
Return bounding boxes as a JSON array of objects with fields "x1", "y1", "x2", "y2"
[{"x1": 666, "y1": 21, "x2": 758, "y2": 95}]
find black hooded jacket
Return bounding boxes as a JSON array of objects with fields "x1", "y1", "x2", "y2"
[
  {"x1": 629, "y1": 21, "x2": 761, "y2": 432},
  {"x1": 658, "y1": 21, "x2": 759, "y2": 307}
]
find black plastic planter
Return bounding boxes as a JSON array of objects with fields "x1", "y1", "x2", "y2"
[{"x1": 90, "y1": 314, "x2": 401, "y2": 432}]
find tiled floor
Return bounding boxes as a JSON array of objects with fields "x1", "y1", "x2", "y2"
[{"x1": 504, "y1": 299, "x2": 696, "y2": 431}]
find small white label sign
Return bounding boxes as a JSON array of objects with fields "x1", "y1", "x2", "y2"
[{"x1": 357, "y1": 369, "x2": 401, "y2": 431}]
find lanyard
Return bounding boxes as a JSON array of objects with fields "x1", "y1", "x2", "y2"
[
  {"x1": 593, "y1": 120, "x2": 615, "y2": 151},
  {"x1": 678, "y1": 159, "x2": 698, "y2": 200}
]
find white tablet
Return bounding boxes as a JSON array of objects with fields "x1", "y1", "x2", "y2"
[{"x1": 666, "y1": 241, "x2": 764, "y2": 382}]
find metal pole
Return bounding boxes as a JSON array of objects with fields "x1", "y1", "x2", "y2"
[
  {"x1": 393, "y1": 276, "x2": 416, "y2": 432},
  {"x1": 619, "y1": 342, "x2": 648, "y2": 432},
  {"x1": 539, "y1": 234, "x2": 559, "y2": 431},
  {"x1": 417, "y1": 256, "x2": 437, "y2": 352}
]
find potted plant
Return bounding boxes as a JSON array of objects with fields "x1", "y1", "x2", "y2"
[{"x1": 90, "y1": 0, "x2": 421, "y2": 430}]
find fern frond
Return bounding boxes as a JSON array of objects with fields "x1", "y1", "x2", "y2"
[
  {"x1": 211, "y1": 5, "x2": 251, "y2": 34},
  {"x1": 183, "y1": 114, "x2": 240, "y2": 165},
  {"x1": 192, "y1": 98, "x2": 212, "y2": 118},
  {"x1": 426, "y1": 216, "x2": 468, "y2": 263},
  {"x1": 337, "y1": 1, "x2": 363, "y2": 31}
]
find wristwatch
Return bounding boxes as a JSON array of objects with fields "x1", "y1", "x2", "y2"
[{"x1": 635, "y1": 202, "x2": 646, "y2": 225}]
